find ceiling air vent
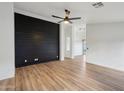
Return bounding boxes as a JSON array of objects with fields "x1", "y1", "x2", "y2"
[{"x1": 92, "y1": 2, "x2": 104, "y2": 8}]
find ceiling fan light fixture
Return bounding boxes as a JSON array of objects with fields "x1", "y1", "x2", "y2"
[{"x1": 64, "y1": 20, "x2": 69, "y2": 24}]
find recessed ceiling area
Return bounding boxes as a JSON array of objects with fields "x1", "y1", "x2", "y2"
[{"x1": 14, "y1": 2, "x2": 124, "y2": 24}]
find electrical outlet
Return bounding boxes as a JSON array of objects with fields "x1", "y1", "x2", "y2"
[
  {"x1": 34, "y1": 58, "x2": 38, "y2": 61},
  {"x1": 25, "y1": 59, "x2": 27, "y2": 63}
]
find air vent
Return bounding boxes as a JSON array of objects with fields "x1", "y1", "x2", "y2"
[{"x1": 92, "y1": 2, "x2": 104, "y2": 8}]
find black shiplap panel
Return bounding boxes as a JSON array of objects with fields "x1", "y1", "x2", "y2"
[{"x1": 15, "y1": 13, "x2": 59, "y2": 68}]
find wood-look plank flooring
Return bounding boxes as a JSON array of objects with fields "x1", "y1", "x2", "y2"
[
  {"x1": 0, "y1": 78, "x2": 15, "y2": 91},
  {"x1": 1, "y1": 56, "x2": 124, "y2": 91},
  {"x1": 15, "y1": 56, "x2": 124, "y2": 91}
]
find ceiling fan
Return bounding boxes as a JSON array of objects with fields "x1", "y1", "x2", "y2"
[{"x1": 52, "y1": 9, "x2": 81, "y2": 24}]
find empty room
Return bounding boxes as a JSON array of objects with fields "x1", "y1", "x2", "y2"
[{"x1": 0, "y1": 1, "x2": 124, "y2": 91}]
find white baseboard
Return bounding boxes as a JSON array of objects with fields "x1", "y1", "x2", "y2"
[
  {"x1": 0, "y1": 72, "x2": 14, "y2": 81},
  {"x1": 87, "y1": 62, "x2": 124, "y2": 72}
]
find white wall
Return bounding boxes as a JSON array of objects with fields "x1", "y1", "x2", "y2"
[
  {"x1": 87, "y1": 22, "x2": 124, "y2": 71},
  {"x1": 60, "y1": 23, "x2": 65, "y2": 61},
  {"x1": 0, "y1": 3, "x2": 15, "y2": 80}
]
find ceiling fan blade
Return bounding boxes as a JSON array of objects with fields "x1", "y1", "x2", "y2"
[
  {"x1": 68, "y1": 20, "x2": 73, "y2": 24},
  {"x1": 57, "y1": 20, "x2": 64, "y2": 23},
  {"x1": 68, "y1": 17, "x2": 81, "y2": 20},
  {"x1": 52, "y1": 15, "x2": 64, "y2": 19}
]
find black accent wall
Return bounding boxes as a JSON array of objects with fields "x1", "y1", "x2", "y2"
[{"x1": 15, "y1": 13, "x2": 59, "y2": 68}]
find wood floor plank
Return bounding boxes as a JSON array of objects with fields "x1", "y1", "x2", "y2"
[{"x1": 0, "y1": 78, "x2": 15, "y2": 91}]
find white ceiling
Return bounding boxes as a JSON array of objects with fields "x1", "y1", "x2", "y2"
[{"x1": 14, "y1": 2, "x2": 124, "y2": 24}]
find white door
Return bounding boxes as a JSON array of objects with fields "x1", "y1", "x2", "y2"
[
  {"x1": 74, "y1": 24, "x2": 86, "y2": 56},
  {"x1": 64, "y1": 25, "x2": 73, "y2": 58}
]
